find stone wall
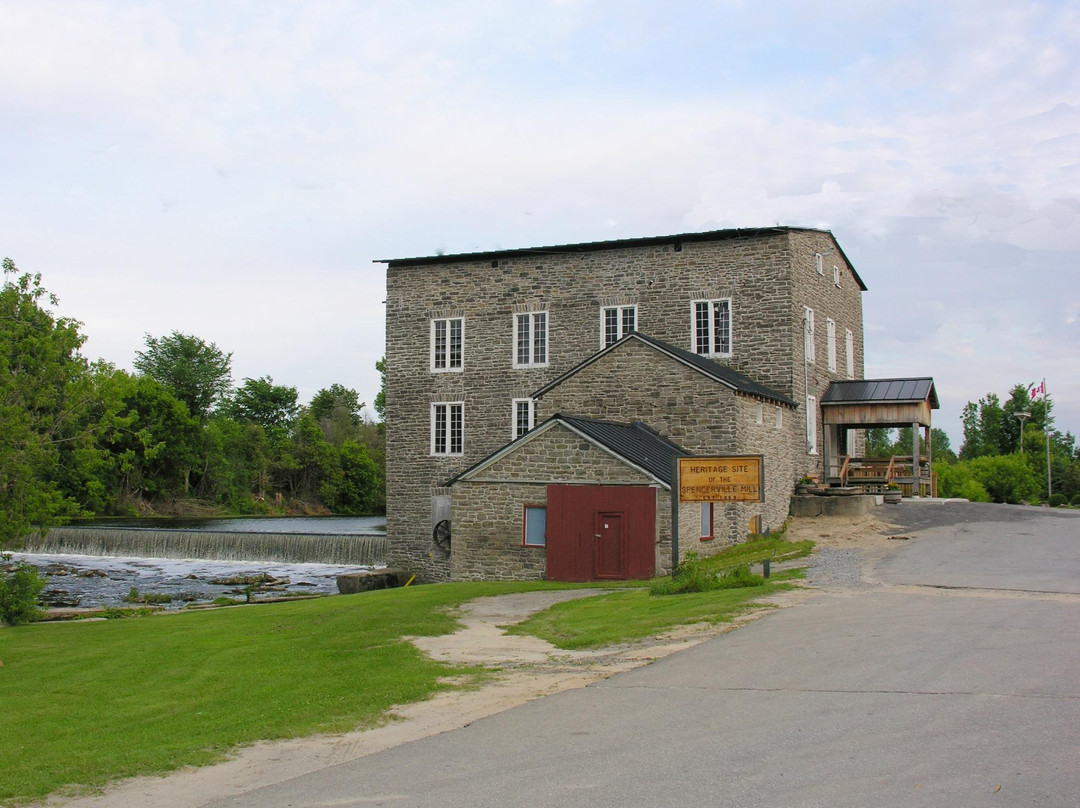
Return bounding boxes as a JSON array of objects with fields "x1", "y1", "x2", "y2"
[
  {"x1": 383, "y1": 229, "x2": 865, "y2": 581},
  {"x1": 451, "y1": 422, "x2": 662, "y2": 581}
]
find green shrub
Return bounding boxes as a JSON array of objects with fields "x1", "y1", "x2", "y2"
[
  {"x1": 1072, "y1": 493, "x2": 1080, "y2": 507},
  {"x1": 0, "y1": 556, "x2": 47, "y2": 625},
  {"x1": 1049, "y1": 493, "x2": 1067, "y2": 507},
  {"x1": 651, "y1": 553, "x2": 765, "y2": 596}
]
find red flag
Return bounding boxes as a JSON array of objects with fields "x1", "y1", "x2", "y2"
[{"x1": 1030, "y1": 380, "x2": 1045, "y2": 399}]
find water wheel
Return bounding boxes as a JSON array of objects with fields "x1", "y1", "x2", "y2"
[{"x1": 432, "y1": 519, "x2": 451, "y2": 553}]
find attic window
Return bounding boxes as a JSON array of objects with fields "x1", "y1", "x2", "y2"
[
  {"x1": 833, "y1": 265, "x2": 841, "y2": 287},
  {"x1": 815, "y1": 253, "x2": 824, "y2": 275}
]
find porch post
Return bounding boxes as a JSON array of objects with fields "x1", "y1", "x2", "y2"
[{"x1": 911, "y1": 422, "x2": 921, "y2": 499}]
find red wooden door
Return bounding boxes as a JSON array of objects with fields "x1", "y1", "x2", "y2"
[
  {"x1": 546, "y1": 485, "x2": 655, "y2": 581},
  {"x1": 594, "y1": 512, "x2": 627, "y2": 579}
]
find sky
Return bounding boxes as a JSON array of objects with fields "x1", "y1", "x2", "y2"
[{"x1": 2, "y1": 0, "x2": 1078, "y2": 450}]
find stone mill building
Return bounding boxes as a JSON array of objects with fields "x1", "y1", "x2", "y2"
[{"x1": 378, "y1": 227, "x2": 867, "y2": 582}]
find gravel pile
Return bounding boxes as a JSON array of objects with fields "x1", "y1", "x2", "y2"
[{"x1": 805, "y1": 547, "x2": 872, "y2": 590}]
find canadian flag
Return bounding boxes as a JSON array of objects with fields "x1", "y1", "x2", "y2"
[{"x1": 1030, "y1": 380, "x2": 1046, "y2": 399}]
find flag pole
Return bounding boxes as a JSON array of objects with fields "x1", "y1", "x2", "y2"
[{"x1": 1044, "y1": 379, "x2": 1052, "y2": 500}]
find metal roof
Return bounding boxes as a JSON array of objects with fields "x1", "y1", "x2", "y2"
[
  {"x1": 532, "y1": 332, "x2": 796, "y2": 407},
  {"x1": 445, "y1": 414, "x2": 689, "y2": 489},
  {"x1": 556, "y1": 415, "x2": 690, "y2": 486},
  {"x1": 822, "y1": 378, "x2": 939, "y2": 408},
  {"x1": 377, "y1": 226, "x2": 867, "y2": 291}
]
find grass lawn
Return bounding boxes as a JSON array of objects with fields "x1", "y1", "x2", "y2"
[
  {"x1": 509, "y1": 573, "x2": 801, "y2": 649},
  {"x1": 0, "y1": 580, "x2": 571, "y2": 805},
  {"x1": 0, "y1": 535, "x2": 812, "y2": 805}
]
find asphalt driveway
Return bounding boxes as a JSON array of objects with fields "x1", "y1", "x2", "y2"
[{"x1": 206, "y1": 502, "x2": 1080, "y2": 808}]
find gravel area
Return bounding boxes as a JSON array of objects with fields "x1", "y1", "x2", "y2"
[{"x1": 805, "y1": 547, "x2": 873, "y2": 590}]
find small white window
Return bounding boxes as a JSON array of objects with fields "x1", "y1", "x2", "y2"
[
  {"x1": 692, "y1": 298, "x2": 732, "y2": 357},
  {"x1": 845, "y1": 329, "x2": 855, "y2": 379},
  {"x1": 523, "y1": 506, "x2": 547, "y2": 547},
  {"x1": 700, "y1": 502, "x2": 714, "y2": 540},
  {"x1": 513, "y1": 311, "x2": 548, "y2": 368},
  {"x1": 815, "y1": 253, "x2": 824, "y2": 275},
  {"x1": 803, "y1": 307, "x2": 815, "y2": 363},
  {"x1": 601, "y1": 305, "x2": 637, "y2": 348},
  {"x1": 806, "y1": 394, "x2": 818, "y2": 455},
  {"x1": 754, "y1": 402, "x2": 763, "y2": 425},
  {"x1": 431, "y1": 402, "x2": 464, "y2": 455},
  {"x1": 512, "y1": 398, "x2": 535, "y2": 439},
  {"x1": 431, "y1": 318, "x2": 463, "y2": 372},
  {"x1": 826, "y1": 318, "x2": 837, "y2": 372},
  {"x1": 775, "y1": 406, "x2": 783, "y2": 429},
  {"x1": 833, "y1": 265, "x2": 842, "y2": 287}
]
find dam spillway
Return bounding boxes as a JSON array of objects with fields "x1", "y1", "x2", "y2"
[{"x1": 27, "y1": 527, "x2": 388, "y2": 566}]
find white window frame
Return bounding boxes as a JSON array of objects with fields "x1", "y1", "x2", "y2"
[
  {"x1": 431, "y1": 402, "x2": 464, "y2": 456},
  {"x1": 513, "y1": 311, "x2": 548, "y2": 368},
  {"x1": 775, "y1": 406, "x2": 784, "y2": 430},
  {"x1": 826, "y1": 318, "x2": 837, "y2": 372},
  {"x1": 700, "y1": 502, "x2": 714, "y2": 541},
  {"x1": 523, "y1": 505, "x2": 547, "y2": 547},
  {"x1": 754, "y1": 402, "x2": 763, "y2": 425},
  {"x1": 833, "y1": 265, "x2": 842, "y2": 287},
  {"x1": 601, "y1": 304, "x2": 637, "y2": 348},
  {"x1": 803, "y1": 307, "x2": 815, "y2": 363},
  {"x1": 512, "y1": 398, "x2": 535, "y2": 439},
  {"x1": 806, "y1": 394, "x2": 818, "y2": 455},
  {"x1": 430, "y1": 317, "x2": 464, "y2": 373},
  {"x1": 691, "y1": 298, "x2": 733, "y2": 357},
  {"x1": 845, "y1": 329, "x2": 855, "y2": 379},
  {"x1": 815, "y1": 253, "x2": 824, "y2": 275}
]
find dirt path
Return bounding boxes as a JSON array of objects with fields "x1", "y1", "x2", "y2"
[{"x1": 42, "y1": 515, "x2": 899, "y2": 808}]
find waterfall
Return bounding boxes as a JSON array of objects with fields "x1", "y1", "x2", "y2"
[{"x1": 27, "y1": 527, "x2": 388, "y2": 566}]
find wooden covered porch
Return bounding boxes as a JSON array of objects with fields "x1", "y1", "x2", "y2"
[{"x1": 820, "y1": 378, "x2": 940, "y2": 498}]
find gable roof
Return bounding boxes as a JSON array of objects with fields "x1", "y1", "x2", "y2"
[
  {"x1": 377, "y1": 226, "x2": 867, "y2": 291},
  {"x1": 446, "y1": 414, "x2": 690, "y2": 489},
  {"x1": 532, "y1": 332, "x2": 796, "y2": 407},
  {"x1": 822, "y1": 378, "x2": 939, "y2": 409}
]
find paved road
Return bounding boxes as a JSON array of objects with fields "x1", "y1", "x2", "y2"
[{"x1": 207, "y1": 503, "x2": 1080, "y2": 808}]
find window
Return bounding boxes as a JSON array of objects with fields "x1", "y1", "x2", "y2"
[
  {"x1": 523, "y1": 506, "x2": 547, "y2": 547},
  {"x1": 512, "y1": 398, "x2": 534, "y2": 439},
  {"x1": 431, "y1": 318, "x2": 463, "y2": 372},
  {"x1": 754, "y1": 402, "x2": 763, "y2": 425},
  {"x1": 514, "y1": 311, "x2": 547, "y2": 367},
  {"x1": 826, "y1": 318, "x2": 837, "y2": 372},
  {"x1": 431, "y1": 402, "x2": 464, "y2": 455},
  {"x1": 692, "y1": 298, "x2": 732, "y2": 357},
  {"x1": 803, "y1": 307, "x2": 815, "y2": 363},
  {"x1": 700, "y1": 502, "x2": 714, "y2": 541},
  {"x1": 845, "y1": 329, "x2": 855, "y2": 379},
  {"x1": 775, "y1": 406, "x2": 783, "y2": 429},
  {"x1": 833, "y1": 265, "x2": 842, "y2": 287},
  {"x1": 806, "y1": 394, "x2": 818, "y2": 455},
  {"x1": 602, "y1": 305, "x2": 636, "y2": 347},
  {"x1": 815, "y1": 253, "x2": 824, "y2": 275}
]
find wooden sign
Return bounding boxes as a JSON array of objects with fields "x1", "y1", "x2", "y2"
[{"x1": 678, "y1": 456, "x2": 763, "y2": 503}]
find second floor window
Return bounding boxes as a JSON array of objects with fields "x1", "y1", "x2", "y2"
[
  {"x1": 602, "y1": 305, "x2": 636, "y2": 347},
  {"x1": 513, "y1": 398, "x2": 535, "y2": 438},
  {"x1": 692, "y1": 298, "x2": 731, "y2": 357},
  {"x1": 432, "y1": 402, "x2": 464, "y2": 455},
  {"x1": 827, "y1": 318, "x2": 837, "y2": 372},
  {"x1": 804, "y1": 307, "x2": 816, "y2": 363},
  {"x1": 845, "y1": 329, "x2": 855, "y2": 379},
  {"x1": 514, "y1": 312, "x2": 547, "y2": 367},
  {"x1": 431, "y1": 317, "x2": 463, "y2": 372}
]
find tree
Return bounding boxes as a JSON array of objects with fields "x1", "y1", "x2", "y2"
[
  {"x1": 133, "y1": 331, "x2": 232, "y2": 420},
  {"x1": 229, "y1": 376, "x2": 299, "y2": 438},
  {"x1": 0, "y1": 259, "x2": 93, "y2": 547},
  {"x1": 373, "y1": 357, "x2": 386, "y2": 422}
]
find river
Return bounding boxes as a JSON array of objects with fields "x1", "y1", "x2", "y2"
[{"x1": 9, "y1": 516, "x2": 389, "y2": 611}]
